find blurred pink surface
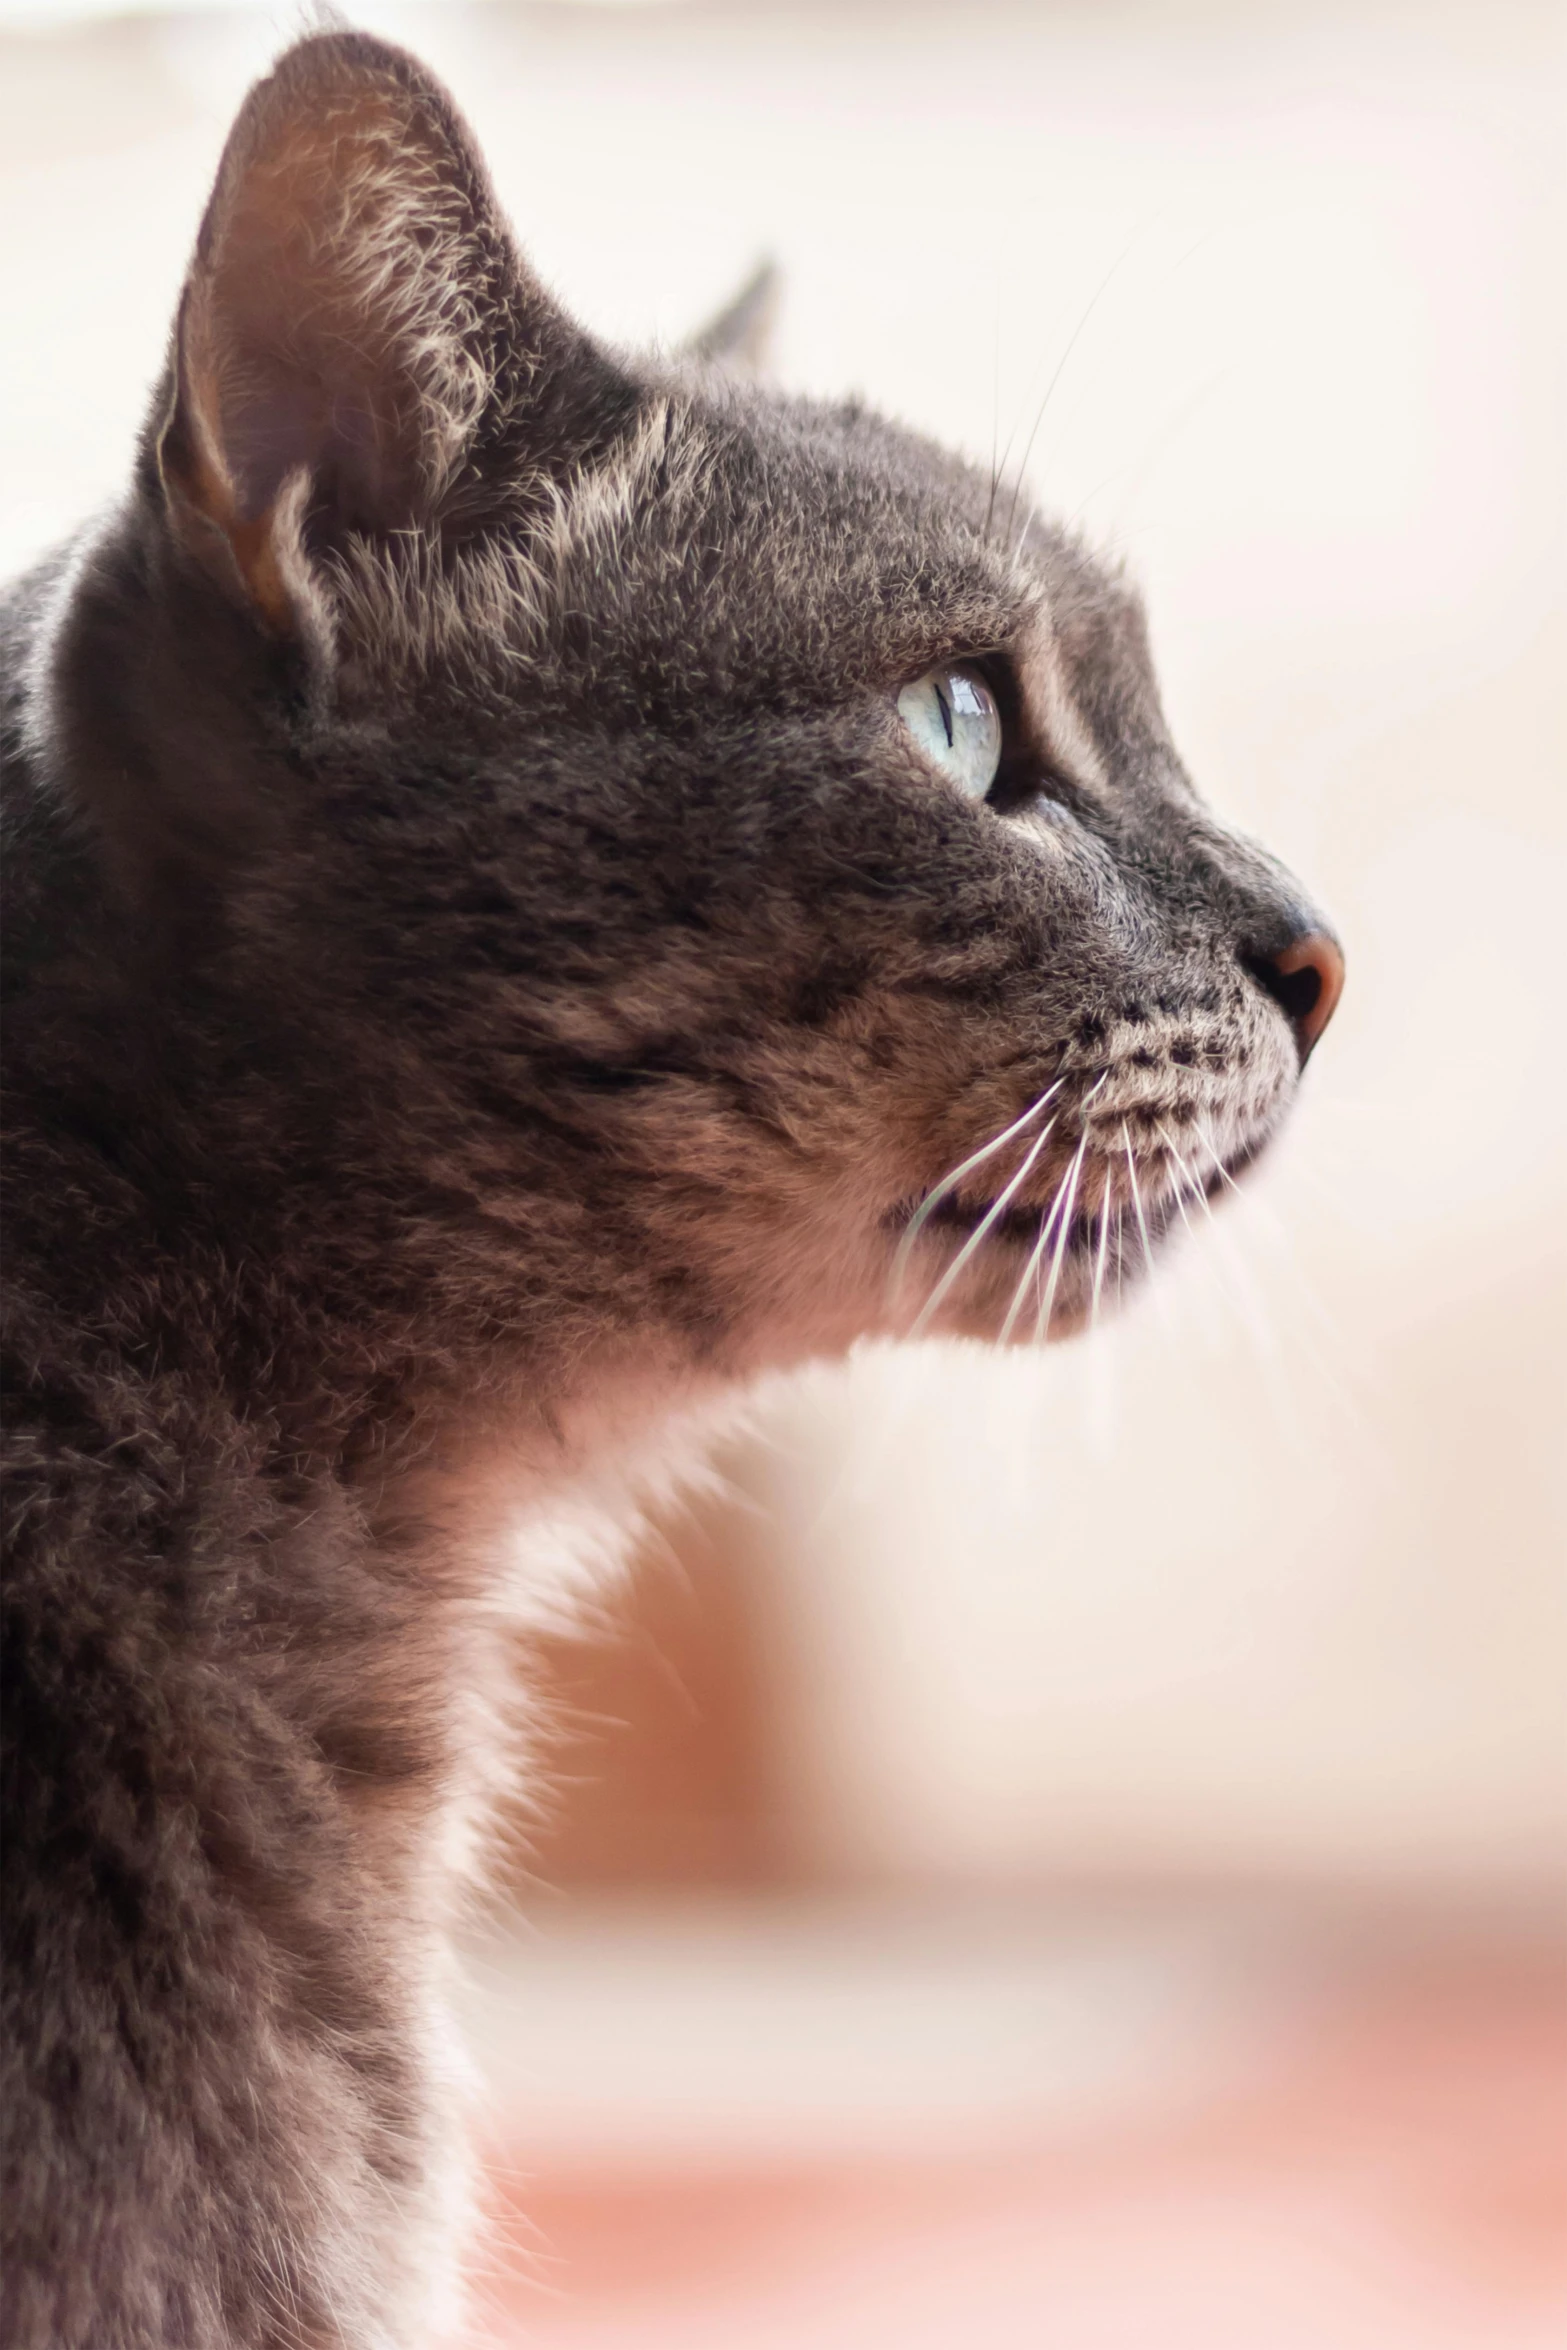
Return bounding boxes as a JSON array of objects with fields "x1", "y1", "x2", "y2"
[{"x1": 477, "y1": 1958, "x2": 1567, "y2": 2348}]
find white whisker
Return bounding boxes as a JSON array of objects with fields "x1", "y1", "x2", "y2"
[
  {"x1": 1089, "y1": 1159, "x2": 1115, "y2": 1330},
  {"x1": 998, "y1": 1149, "x2": 1074, "y2": 1344},
  {"x1": 1186, "y1": 1120, "x2": 1289, "y2": 1374},
  {"x1": 891, "y1": 1080, "x2": 1063, "y2": 1300},
  {"x1": 1030, "y1": 1125, "x2": 1091, "y2": 1342},
  {"x1": 1156, "y1": 1120, "x2": 1211, "y2": 1232},
  {"x1": 1121, "y1": 1115, "x2": 1181, "y2": 1343},
  {"x1": 1195, "y1": 1119, "x2": 1245, "y2": 1199},
  {"x1": 910, "y1": 1112, "x2": 1060, "y2": 1335},
  {"x1": 1121, "y1": 1121, "x2": 1156, "y2": 1269},
  {"x1": 996, "y1": 1071, "x2": 1107, "y2": 1344}
]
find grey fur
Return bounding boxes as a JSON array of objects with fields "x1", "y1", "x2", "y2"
[{"x1": 0, "y1": 32, "x2": 1339, "y2": 2350}]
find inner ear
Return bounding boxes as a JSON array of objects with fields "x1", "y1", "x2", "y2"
[{"x1": 158, "y1": 33, "x2": 540, "y2": 628}]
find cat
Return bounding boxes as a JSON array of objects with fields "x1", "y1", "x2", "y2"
[{"x1": 0, "y1": 28, "x2": 1343, "y2": 2350}]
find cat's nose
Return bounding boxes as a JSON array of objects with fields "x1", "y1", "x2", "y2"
[{"x1": 1243, "y1": 927, "x2": 1345, "y2": 1065}]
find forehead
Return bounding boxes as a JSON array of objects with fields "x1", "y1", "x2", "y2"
[{"x1": 517, "y1": 372, "x2": 1151, "y2": 716}]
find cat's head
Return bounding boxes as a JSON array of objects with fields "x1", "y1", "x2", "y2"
[{"x1": 98, "y1": 32, "x2": 1341, "y2": 1372}]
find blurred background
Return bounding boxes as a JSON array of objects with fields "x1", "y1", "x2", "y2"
[{"x1": 4, "y1": 0, "x2": 1563, "y2": 2341}]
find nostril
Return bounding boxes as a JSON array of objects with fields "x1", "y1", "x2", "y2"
[
  {"x1": 1242, "y1": 931, "x2": 1345, "y2": 1064},
  {"x1": 1267, "y1": 956, "x2": 1325, "y2": 1028}
]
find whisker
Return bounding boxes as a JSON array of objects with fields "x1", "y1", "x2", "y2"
[
  {"x1": 891, "y1": 1081, "x2": 1064, "y2": 1301},
  {"x1": 1002, "y1": 237, "x2": 1138, "y2": 556},
  {"x1": 910, "y1": 1113, "x2": 1060, "y2": 1336},
  {"x1": 1030, "y1": 1126, "x2": 1091, "y2": 1342},
  {"x1": 996, "y1": 1071, "x2": 1107, "y2": 1344},
  {"x1": 1121, "y1": 1115, "x2": 1182, "y2": 1344},
  {"x1": 1194, "y1": 1118, "x2": 1245, "y2": 1199},
  {"x1": 1089, "y1": 1158, "x2": 1115, "y2": 1330},
  {"x1": 1121, "y1": 1120, "x2": 1157, "y2": 1268},
  {"x1": 1186, "y1": 1120, "x2": 1289, "y2": 1375},
  {"x1": 984, "y1": 294, "x2": 1004, "y2": 543},
  {"x1": 1156, "y1": 1120, "x2": 1212, "y2": 1229},
  {"x1": 1008, "y1": 495, "x2": 1041, "y2": 576},
  {"x1": 997, "y1": 1147, "x2": 1075, "y2": 1345}
]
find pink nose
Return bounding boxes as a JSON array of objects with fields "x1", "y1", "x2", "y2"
[{"x1": 1251, "y1": 931, "x2": 1345, "y2": 1064}]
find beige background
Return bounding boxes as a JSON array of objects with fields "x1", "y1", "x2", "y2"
[{"x1": 4, "y1": 0, "x2": 1563, "y2": 1895}]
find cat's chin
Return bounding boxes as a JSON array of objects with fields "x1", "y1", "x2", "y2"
[
  {"x1": 886, "y1": 1126, "x2": 1273, "y2": 1347},
  {"x1": 897, "y1": 1233, "x2": 1149, "y2": 1349}
]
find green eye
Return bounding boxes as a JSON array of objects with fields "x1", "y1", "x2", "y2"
[{"x1": 896, "y1": 663, "x2": 1003, "y2": 801}]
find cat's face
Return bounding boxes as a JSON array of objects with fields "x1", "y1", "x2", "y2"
[{"x1": 117, "y1": 32, "x2": 1341, "y2": 1374}]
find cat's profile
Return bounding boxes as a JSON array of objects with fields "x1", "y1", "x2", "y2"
[{"x1": 0, "y1": 30, "x2": 1342, "y2": 2349}]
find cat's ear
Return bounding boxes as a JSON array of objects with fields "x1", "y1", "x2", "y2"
[
  {"x1": 683, "y1": 260, "x2": 780, "y2": 376},
  {"x1": 156, "y1": 31, "x2": 614, "y2": 634}
]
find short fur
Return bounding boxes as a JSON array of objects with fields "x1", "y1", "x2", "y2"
[{"x1": 0, "y1": 33, "x2": 1339, "y2": 2349}]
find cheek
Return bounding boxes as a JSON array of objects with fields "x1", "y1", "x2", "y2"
[
  {"x1": 766, "y1": 990, "x2": 1055, "y2": 1220},
  {"x1": 1003, "y1": 805, "x2": 1077, "y2": 863},
  {"x1": 999, "y1": 824, "x2": 1144, "y2": 984}
]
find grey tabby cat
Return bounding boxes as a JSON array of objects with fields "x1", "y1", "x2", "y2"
[{"x1": 0, "y1": 31, "x2": 1342, "y2": 2350}]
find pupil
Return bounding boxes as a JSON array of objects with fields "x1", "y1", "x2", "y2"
[{"x1": 934, "y1": 680, "x2": 954, "y2": 748}]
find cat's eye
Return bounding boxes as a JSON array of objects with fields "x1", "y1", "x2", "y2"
[{"x1": 896, "y1": 664, "x2": 1003, "y2": 802}]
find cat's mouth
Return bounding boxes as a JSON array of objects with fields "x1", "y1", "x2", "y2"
[{"x1": 892, "y1": 1130, "x2": 1267, "y2": 1274}]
